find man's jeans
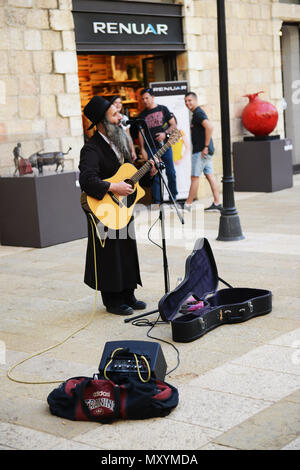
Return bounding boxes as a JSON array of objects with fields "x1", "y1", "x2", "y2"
[{"x1": 147, "y1": 147, "x2": 178, "y2": 203}]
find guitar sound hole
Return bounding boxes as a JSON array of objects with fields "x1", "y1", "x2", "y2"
[{"x1": 124, "y1": 178, "x2": 134, "y2": 189}]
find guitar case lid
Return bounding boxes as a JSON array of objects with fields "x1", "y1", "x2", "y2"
[{"x1": 158, "y1": 238, "x2": 219, "y2": 322}]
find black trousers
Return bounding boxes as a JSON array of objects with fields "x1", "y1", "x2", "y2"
[{"x1": 101, "y1": 289, "x2": 135, "y2": 308}]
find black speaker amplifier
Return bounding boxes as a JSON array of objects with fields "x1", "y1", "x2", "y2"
[{"x1": 98, "y1": 340, "x2": 167, "y2": 381}]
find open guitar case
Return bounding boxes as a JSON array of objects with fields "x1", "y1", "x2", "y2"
[{"x1": 158, "y1": 238, "x2": 272, "y2": 343}]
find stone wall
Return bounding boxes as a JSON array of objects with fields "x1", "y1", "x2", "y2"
[{"x1": 0, "y1": 0, "x2": 83, "y2": 176}]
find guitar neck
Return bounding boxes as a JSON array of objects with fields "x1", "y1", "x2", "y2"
[{"x1": 131, "y1": 139, "x2": 173, "y2": 184}]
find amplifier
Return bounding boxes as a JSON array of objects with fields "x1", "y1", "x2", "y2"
[{"x1": 98, "y1": 340, "x2": 167, "y2": 381}]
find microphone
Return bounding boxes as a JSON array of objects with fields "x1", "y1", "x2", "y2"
[{"x1": 120, "y1": 117, "x2": 145, "y2": 127}]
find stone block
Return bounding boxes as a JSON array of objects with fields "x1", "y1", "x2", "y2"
[
  {"x1": 57, "y1": 93, "x2": 81, "y2": 117},
  {"x1": 200, "y1": 52, "x2": 218, "y2": 70},
  {"x1": 0, "y1": 29, "x2": 10, "y2": 50},
  {"x1": 69, "y1": 116, "x2": 83, "y2": 137},
  {"x1": 0, "y1": 75, "x2": 18, "y2": 96},
  {"x1": 201, "y1": 18, "x2": 217, "y2": 35},
  {"x1": 32, "y1": 51, "x2": 53, "y2": 73},
  {"x1": 40, "y1": 74, "x2": 64, "y2": 95},
  {"x1": 40, "y1": 95, "x2": 57, "y2": 117},
  {"x1": 0, "y1": 52, "x2": 8, "y2": 74},
  {"x1": 0, "y1": 96, "x2": 18, "y2": 120},
  {"x1": 7, "y1": 0, "x2": 32, "y2": 6},
  {"x1": 53, "y1": 51, "x2": 78, "y2": 74},
  {"x1": 184, "y1": 17, "x2": 202, "y2": 35},
  {"x1": 26, "y1": 9, "x2": 49, "y2": 29},
  {"x1": 36, "y1": 0, "x2": 57, "y2": 7},
  {"x1": 19, "y1": 95, "x2": 39, "y2": 119},
  {"x1": 260, "y1": 5, "x2": 271, "y2": 20},
  {"x1": 4, "y1": 7, "x2": 27, "y2": 27},
  {"x1": 227, "y1": 34, "x2": 244, "y2": 51},
  {"x1": 270, "y1": 82, "x2": 283, "y2": 100},
  {"x1": 42, "y1": 30, "x2": 62, "y2": 51},
  {"x1": 18, "y1": 75, "x2": 39, "y2": 95},
  {"x1": 62, "y1": 31, "x2": 76, "y2": 50},
  {"x1": 5, "y1": 118, "x2": 32, "y2": 139},
  {"x1": 198, "y1": 70, "x2": 212, "y2": 87},
  {"x1": 8, "y1": 51, "x2": 32, "y2": 74},
  {"x1": 188, "y1": 69, "x2": 200, "y2": 86},
  {"x1": 65, "y1": 74, "x2": 80, "y2": 94},
  {"x1": 49, "y1": 10, "x2": 74, "y2": 31},
  {"x1": 58, "y1": 0, "x2": 72, "y2": 9},
  {"x1": 46, "y1": 116, "x2": 69, "y2": 138},
  {"x1": 8, "y1": 27, "x2": 23, "y2": 50},
  {"x1": 31, "y1": 118, "x2": 46, "y2": 137},
  {"x1": 41, "y1": 137, "x2": 59, "y2": 152},
  {"x1": 194, "y1": 2, "x2": 209, "y2": 18}
]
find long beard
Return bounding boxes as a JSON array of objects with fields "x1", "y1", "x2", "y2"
[{"x1": 102, "y1": 117, "x2": 132, "y2": 163}]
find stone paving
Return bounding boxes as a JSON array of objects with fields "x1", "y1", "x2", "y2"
[{"x1": 0, "y1": 176, "x2": 300, "y2": 451}]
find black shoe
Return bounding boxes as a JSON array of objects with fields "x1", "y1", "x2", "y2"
[
  {"x1": 106, "y1": 304, "x2": 134, "y2": 316},
  {"x1": 204, "y1": 203, "x2": 222, "y2": 212},
  {"x1": 126, "y1": 297, "x2": 147, "y2": 310}
]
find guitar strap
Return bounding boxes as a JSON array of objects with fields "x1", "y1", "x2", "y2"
[{"x1": 89, "y1": 213, "x2": 108, "y2": 249}]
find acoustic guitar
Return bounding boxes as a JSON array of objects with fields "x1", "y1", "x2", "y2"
[{"x1": 81, "y1": 129, "x2": 182, "y2": 230}]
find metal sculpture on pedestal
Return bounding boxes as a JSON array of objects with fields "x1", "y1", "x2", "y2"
[
  {"x1": 29, "y1": 147, "x2": 72, "y2": 174},
  {"x1": 13, "y1": 144, "x2": 72, "y2": 176}
]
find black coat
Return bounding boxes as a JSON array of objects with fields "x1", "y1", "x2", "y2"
[{"x1": 79, "y1": 132, "x2": 148, "y2": 293}]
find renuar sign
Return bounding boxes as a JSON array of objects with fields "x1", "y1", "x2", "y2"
[{"x1": 72, "y1": 1, "x2": 184, "y2": 51}]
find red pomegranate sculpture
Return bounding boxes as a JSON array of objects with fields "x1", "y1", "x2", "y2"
[{"x1": 241, "y1": 91, "x2": 278, "y2": 136}]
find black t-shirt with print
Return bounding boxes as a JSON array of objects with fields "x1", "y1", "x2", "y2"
[
  {"x1": 138, "y1": 105, "x2": 174, "y2": 150},
  {"x1": 191, "y1": 106, "x2": 214, "y2": 155}
]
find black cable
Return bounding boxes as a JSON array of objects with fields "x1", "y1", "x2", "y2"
[
  {"x1": 131, "y1": 313, "x2": 181, "y2": 377},
  {"x1": 147, "y1": 214, "x2": 162, "y2": 250},
  {"x1": 146, "y1": 211, "x2": 170, "y2": 289}
]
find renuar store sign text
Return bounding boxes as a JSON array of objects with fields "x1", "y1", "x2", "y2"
[{"x1": 93, "y1": 22, "x2": 169, "y2": 36}]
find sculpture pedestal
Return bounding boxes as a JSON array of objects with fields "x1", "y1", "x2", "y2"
[
  {"x1": 233, "y1": 139, "x2": 293, "y2": 192},
  {"x1": 0, "y1": 172, "x2": 87, "y2": 248}
]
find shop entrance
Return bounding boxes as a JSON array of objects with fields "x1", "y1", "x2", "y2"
[{"x1": 77, "y1": 52, "x2": 177, "y2": 136}]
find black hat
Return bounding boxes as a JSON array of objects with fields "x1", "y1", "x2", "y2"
[{"x1": 84, "y1": 96, "x2": 112, "y2": 130}]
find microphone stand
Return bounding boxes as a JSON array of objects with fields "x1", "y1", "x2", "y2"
[{"x1": 125, "y1": 121, "x2": 184, "y2": 324}]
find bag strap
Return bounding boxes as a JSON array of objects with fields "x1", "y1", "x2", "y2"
[{"x1": 77, "y1": 378, "x2": 121, "y2": 423}]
